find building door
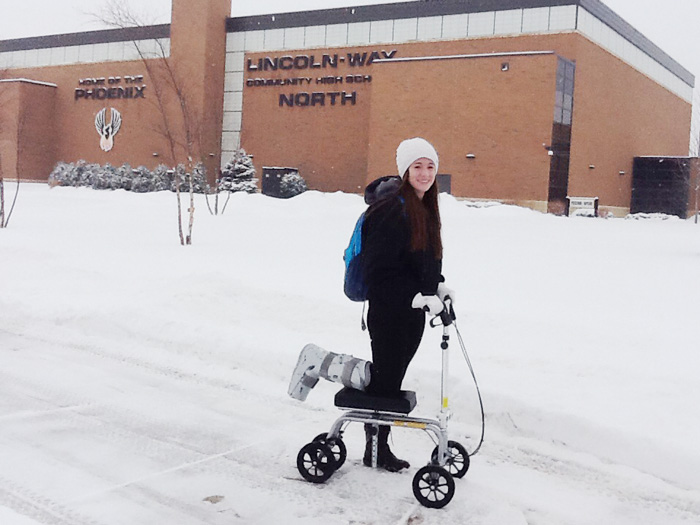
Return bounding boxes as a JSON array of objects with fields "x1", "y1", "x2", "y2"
[
  {"x1": 437, "y1": 174, "x2": 451, "y2": 194},
  {"x1": 547, "y1": 150, "x2": 570, "y2": 214}
]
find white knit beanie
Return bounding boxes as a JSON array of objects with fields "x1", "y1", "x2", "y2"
[{"x1": 396, "y1": 137, "x2": 439, "y2": 178}]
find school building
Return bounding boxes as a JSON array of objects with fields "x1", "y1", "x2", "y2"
[{"x1": 0, "y1": 0, "x2": 696, "y2": 216}]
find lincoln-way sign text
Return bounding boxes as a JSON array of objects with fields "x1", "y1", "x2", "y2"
[{"x1": 245, "y1": 49, "x2": 396, "y2": 108}]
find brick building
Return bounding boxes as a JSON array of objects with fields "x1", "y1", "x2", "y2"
[{"x1": 0, "y1": 0, "x2": 695, "y2": 216}]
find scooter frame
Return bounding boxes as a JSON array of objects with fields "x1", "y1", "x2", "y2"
[{"x1": 296, "y1": 300, "x2": 470, "y2": 509}]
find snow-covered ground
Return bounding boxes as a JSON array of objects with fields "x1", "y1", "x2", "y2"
[{"x1": 1, "y1": 184, "x2": 699, "y2": 525}]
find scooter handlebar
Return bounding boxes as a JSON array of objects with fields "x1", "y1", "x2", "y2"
[{"x1": 428, "y1": 297, "x2": 456, "y2": 327}]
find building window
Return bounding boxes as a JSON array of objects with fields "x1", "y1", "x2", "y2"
[{"x1": 548, "y1": 58, "x2": 576, "y2": 212}]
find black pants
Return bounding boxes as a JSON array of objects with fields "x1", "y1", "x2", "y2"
[{"x1": 366, "y1": 300, "x2": 425, "y2": 397}]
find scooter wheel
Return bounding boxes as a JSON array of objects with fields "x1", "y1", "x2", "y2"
[
  {"x1": 412, "y1": 465, "x2": 455, "y2": 509},
  {"x1": 297, "y1": 442, "x2": 336, "y2": 483},
  {"x1": 430, "y1": 440, "x2": 470, "y2": 478},
  {"x1": 313, "y1": 433, "x2": 347, "y2": 469}
]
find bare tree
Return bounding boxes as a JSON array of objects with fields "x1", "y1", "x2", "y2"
[{"x1": 97, "y1": 0, "x2": 203, "y2": 245}]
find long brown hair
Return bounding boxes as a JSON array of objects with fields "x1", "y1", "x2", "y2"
[{"x1": 399, "y1": 173, "x2": 442, "y2": 259}]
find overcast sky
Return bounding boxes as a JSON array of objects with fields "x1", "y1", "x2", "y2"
[{"x1": 1, "y1": 0, "x2": 699, "y2": 81}]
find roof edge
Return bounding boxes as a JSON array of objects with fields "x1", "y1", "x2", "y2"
[{"x1": 0, "y1": 24, "x2": 170, "y2": 53}]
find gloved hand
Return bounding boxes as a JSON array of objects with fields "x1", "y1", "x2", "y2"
[
  {"x1": 437, "y1": 282, "x2": 456, "y2": 305},
  {"x1": 411, "y1": 293, "x2": 444, "y2": 315}
]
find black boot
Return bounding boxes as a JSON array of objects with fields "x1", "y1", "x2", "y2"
[{"x1": 363, "y1": 424, "x2": 410, "y2": 472}]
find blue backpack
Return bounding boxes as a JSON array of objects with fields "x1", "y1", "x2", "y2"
[
  {"x1": 343, "y1": 213, "x2": 368, "y2": 301},
  {"x1": 343, "y1": 176, "x2": 402, "y2": 302}
]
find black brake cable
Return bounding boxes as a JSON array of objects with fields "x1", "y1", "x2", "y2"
[{"x1": 452, "y1": 319, "x2": 485, "y2": 456}]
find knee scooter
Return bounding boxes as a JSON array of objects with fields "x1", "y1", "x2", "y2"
[{"x1": 295, "y1": 300, "x2": 484, "y2": 509}]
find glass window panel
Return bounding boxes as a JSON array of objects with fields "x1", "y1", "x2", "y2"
[
  {"x1": 150, "y1": 40, "x2": 163, "y2": 58},
  {"x1": 221, "y1": 151, "x2": 237, "y2": 169},
  {"x1": 393, "y1": 18, "x2": 417, "y2": 42},
  {"x1": 603, "y1": 24, "x2": 615, "y2": 50},
  {"x1": 305, "y1": 25, "x2": 326, "y2": 48},
  {"x1": 576, "y1": 8, "x2": 592, "y2": 34},
  {"x1": 225, "y1": 71, "x2": 244, "y2": 92},
  {"x1": 347, "y1": 21, "x2": 370, "y2": 44},
  {"x1": 160, "y1": 38, "x2": 171, "y2": 57},
  {"x1": 562, "y1": 109, "x2": 572, "y2": 125},
  {"x1": 221, "y1": 131, "x2": 240, "y2": 153},
  {"x1": 620, "y1": 39, "x2": 633, "y2": 63},
  {"x1": 63, "y1": 46, "x2": 78, "y2": 64},
  {"x1": 555, "y1": 89, "x2": 564, "y2": 107},
  {"x1": 1, "y1": 52, "x2": 12, "y2": 69},
  {"x1": 227, "y1": 32, "x2": 245, "y2": 52},
  {"x1": 77, "y1": 45, "x2": 93, "y2": 63},
  {"x1": 264, "y1": 28, "x2": 284, "y2": 50},
  {"x1": 223, "y1": 91, "x2": 243, "y2": 112},
  {"x1": 131, "y1": 40, "x2": 147, "y2": 58},
  {"x1": 64, "y1": 46, "x2": 80, "y2": 64},
  {"x1": 494, "y1": 9, "x2": 522, "y2": 35},
  {"x1": 10, "y1": 50, "x2": 26, "y2": 68},
  {"x1": 553, "y1": 105, "x2": 562, "y2": 124},
  {"x1": 244, "y1": 30, "x2": 265, "y2": 51},
  {"x1": 442, "y1": 14, "x2": 468, "y2": 39},
  {"x1": 522, "y1": 7, "x2": 549, "y2": 33},
  {"x1": 106, "y1": 41, "x2": 124, "y2": 62},
  {"x1": 468, "y1": 12, "x2": 495, "y2": 37},
  {"x1": 222, "y1": 111, "x2": 242, "y2": 132},
  {"x1": 48, "y1": 46, "x2": 66, "y2": 65},
  {"x1": 36, "y1": 47, "x2": 52, "y2": 66},
  {"x1": 121, "y1": 42, "x2": 139, "y2": 60},
  {"x1": 92, "y1": 43, "x2": 109, "y2": 62},
  {"x1": 565, "y1": 62, "x2": 575, "y2": 83},
  {"x1": 549, "y1": 5, "x2": 577, "y2": 31},
  {"x1": 24, "y1": 48, "x2": 38, "y2": 67},
  {"x1": 417, "y1": 16, "x2": 442, "y2": 40},
  {"x1": 284, "y1": 27, "x2": 305, "y2": 49},
  {"x1": 370, "y1": 20, "x2": 393, "y2": 43},
  {"x1": 326, "y1": 24, "x2": 348, "y2": 46},
  {"x1": 564, "y1": 93, "x2": 573, "y2": 110},
  {"x1": 226, "y1": 51, "x2": 244, "y2": 72}
]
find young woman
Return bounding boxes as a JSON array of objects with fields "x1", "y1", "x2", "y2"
[
  {"x1": 360, "y1": 137, "x2": 452, "y2": 471},
  {"x1": 288, "y1": 137, "x2": 454, "y2": 472}
]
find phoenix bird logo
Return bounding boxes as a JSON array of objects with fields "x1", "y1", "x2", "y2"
[{"x1": 95, "y1": 108, "x2": 122, "y2": 152}]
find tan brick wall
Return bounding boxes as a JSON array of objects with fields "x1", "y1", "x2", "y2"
[
  {"x1": 1, "y1": 0, "x2": 229, "y2": 181},
  {"x1": 366, "y1": 53, "x2": 558, "y2": 204},
  {"x1": 240, "y1": 32, "x2": 692, "y2": 212}
]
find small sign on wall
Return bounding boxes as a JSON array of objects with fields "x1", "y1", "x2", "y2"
[{"x1": 566, "y1": 196, "x2": 598, "y2": 217}]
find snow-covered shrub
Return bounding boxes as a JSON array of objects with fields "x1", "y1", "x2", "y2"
[
  {"x1": 91, "y1": 163, "x2": 115, "y2": 190},
  {"x1": 279, "y1": 170, "x2": 308, "y2": 198},
  {"x1": 47, "y1": 161, "x2": 210, "y2": 194},
  {"x1": 48, "y1": 162, "x2": 74, "y2": 187},
  {"x1": 220, "y1": 149, "x2": 257, "y2": 193},
  {"x1": 190, "y1": 163, "x2": 210, "y2": 193},
  {"x1": 114, "y1": 163, "x2": 133, "y2": 191},
  {"x1": 76, "y1": 161, "x2": 98, "y2": 188},
  {"x1": 625, "y1": 212, "x2": 679, "y2": 221},
  {"x1": 130, "y1": 165, "x2": 154, "y2": 193},
  {"x1": 152, "y1": 164, "x2": 172, "y2": 192}
]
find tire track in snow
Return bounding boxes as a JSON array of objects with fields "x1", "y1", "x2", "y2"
[
  {"x1": 0, "y1": 478, "x2": 104, "y2": 525},
  {"x1": 3, "y1": 329, "x2": 242, "y2": 393},
  {"x1": 484, "y1": 435, "x2": 700, "y2": 523}
]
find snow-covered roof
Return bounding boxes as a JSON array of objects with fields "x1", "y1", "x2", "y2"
[{"x1": 0, "y1": 78, "x2": 57, "y2": 88}]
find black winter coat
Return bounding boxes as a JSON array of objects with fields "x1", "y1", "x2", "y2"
[{"x1": 362, "y1": 194, "x2": 443, "y2": 309}]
